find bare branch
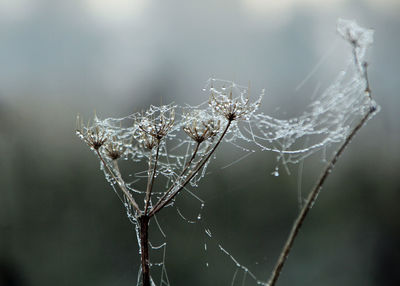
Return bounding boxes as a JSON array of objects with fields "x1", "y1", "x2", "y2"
[
  {"x1": 149, "y1": 119, "x2": 232, "y2": 217},
  {"x1": 96, "y1": 149, "x2": 141, "y2": 214},
  {"x1": 267, "y1": 104, "x2": 376, "y2": 286},
  {"x1": 144, "y1": 142, "x2": 160, "y2": 215}
]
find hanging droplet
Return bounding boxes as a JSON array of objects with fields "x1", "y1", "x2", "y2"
[{"x1": 271, "y1": 167, "x2": 279, "y2": 177}]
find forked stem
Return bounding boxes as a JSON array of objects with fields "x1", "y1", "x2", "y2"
[
  {"x1": 149, "y1": 119, "x2": 232, "y2": 217},
  {"x1": 148, "y1": 141, "x2": 201, "y2": 215}
]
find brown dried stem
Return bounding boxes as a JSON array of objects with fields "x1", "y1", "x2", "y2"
[
  {"x1": 267, "y1": 104, "x2": 376, "y2": 286},
  {"x1": 147, "y1": 141, "x2": 201, "y2": 216},
  {"x1": 139, "y1": 215, "x2": 150, "y2": 286},
  {"x1": 149, "y1": 119, "x2": 232, "y2": 217},
  {"x1": 144, "y1": 142, "x2": 160, "y2": 215},
  {"x1": 95, "y1": 149, "x2": 141, "y2": 213},
  {"x1": 267, "y1": 33, "x2": 376, "y2": 284}
]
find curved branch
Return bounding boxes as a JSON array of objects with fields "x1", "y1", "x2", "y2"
[{"x1": 267, "y1": 104, "x2": 376, "y2": 286}]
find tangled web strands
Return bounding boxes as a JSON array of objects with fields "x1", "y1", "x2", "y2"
[
  {"x1": 83, "y1": 19, "x2": 377, "y2": 203},
  {"x1": 86, "y1": 87, "x2": 264, "y2": 198},
  {"x1": 245, "y1": 19, "x2": 378, "y2": 166},
  {"x1": 76, "y1": 19, "x2": 378, "y2": 286}
]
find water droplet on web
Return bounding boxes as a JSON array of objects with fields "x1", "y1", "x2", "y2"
[
  {"x1": 75, "y1": 19, "x2": 377, "y2": 286},
  {"x1": 271, "y1": 168, "x2": 279, "y2": 177}
]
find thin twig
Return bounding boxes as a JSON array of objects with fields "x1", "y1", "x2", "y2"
[
  {"x1": 182, "y1": 142, "x2": 201, "y2": 176},
  {"x1": 96, "y1": 149, "x2": 141, "y2": 213},
  {"x1": 148, "y1": 141, "x2": 201, "y2": 215},
  {"x1": 267, "y1": 104, "x2": 376, "y2": 286},
  {"x1": 268, "y1": 34, "x2": 377, "y2": 285},
  {"x1": 144, "y1": 143, "x2": 160, "y2": 214},
  {"x1": 149, "y1": 120, "x2": 232, "y2": 217}
]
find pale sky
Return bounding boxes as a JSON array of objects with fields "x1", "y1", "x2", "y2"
[{"x1": 1, "y1": 0, "x2": 399, "y2": 26}]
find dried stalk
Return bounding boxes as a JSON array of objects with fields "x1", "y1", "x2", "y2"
[
  {"x1": 149, "y1": 120, "x2": 232, "y2": 217},
  {"x1": 144, "y1": 143, "x2": 160, "y2": 214},
  {"x1": 139, "y1": 215, "x2": 150, "y2": 286},
  {"x1": 137, "y1": 119, "x2": 231, "y2": 284},
  {"x1": 95, "y1": 149, "x2": 141, "y2": 213},
  {"x1": 268, "y1": 86, "x2": 376, "y2": 285}
]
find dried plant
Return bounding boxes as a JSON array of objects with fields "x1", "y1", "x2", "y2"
[
  {"x1": 76, "y1": 19, "x2": 378, "y2": 286},
  {"x1": 77, "y1": 90, "x2": 262, "y2": 285}
]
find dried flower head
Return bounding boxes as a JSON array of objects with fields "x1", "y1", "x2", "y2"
[
  {"x1": 139, "y1": 132, "x2": 158, "y2": 150},
  {"x1": 136, "y1": 105, "x2": 175, "y2": 148},
  {"x1": 104, "y1": 137, "x2": 127, "y2": 160},
  {"x1": 183, "y1": 116, "x2": 220, "y2": 143},
  {"x1": 76, "y1": 115, "x2": 108, "y2": 150},
  {"x1": 209, "y1": 86, "x2": 261, "y2": 121}
]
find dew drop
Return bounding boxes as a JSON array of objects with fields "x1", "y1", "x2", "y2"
[{"x1": 271, "y1": 168, "x2": 279, "y2": 177}]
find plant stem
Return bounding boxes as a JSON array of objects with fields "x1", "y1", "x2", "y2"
[
  {"x1": 96, "y1": 150, "x2": 141, "y2": 213},
  {"x1": 139, "y1": 215, "x2": 150, "y2": 286},
  {"x1": 149, "y1": 119, "x2": 232, "y2": 217},
  {"x1": 145, "y1": 143, "x2": 160, "y2": 214},
  {"x1": 267, "y1": 105, "x2": 376, "y2": 286},
  {"x1": 148, "y1": 141, "x2": 201, "y2": 215},
  {"x1": 182, "y1": 141, "x2": 201, "y2": 176}
]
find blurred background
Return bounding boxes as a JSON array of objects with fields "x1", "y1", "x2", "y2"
[{"x1": 0, "y1": 0, "x2": 399, "y2": 285}]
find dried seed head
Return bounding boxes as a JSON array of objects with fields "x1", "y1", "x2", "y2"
[
  {"x1": 183, "y1": 116, "x2": 220, "y2": 143},
  {"x1": 140, "y1": 132, "x2": 158, "y2": 150},
  {"x1": 209, "y1": 86, "x2": 261, "y2": 121},
  {"x1": 137, "y1": 106, "x2": 175, "y2": 143},
  {"x1": 76, "y1": 115, "x2": 108, "y2": 150},
  {"x1": 104, "y1": 137, "x2": 126, "y2": 160}
]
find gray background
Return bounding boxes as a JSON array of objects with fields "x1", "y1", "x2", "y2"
[{"x1": 0, "y1": 0, "x2": 399, "y2": 285}]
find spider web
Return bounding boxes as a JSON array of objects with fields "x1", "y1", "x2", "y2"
[{"x1": 77, "y1": 19, "x2": 377, "y2": 285}]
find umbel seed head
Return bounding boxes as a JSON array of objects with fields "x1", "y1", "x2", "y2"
[
  {"x1": 209, "y1": 86, "x2": 261, "y2": 121},
  {"x1": 105, "y1": 137, "x2": 126, "y2": 160},
  {"x1": 183, "y1": 116, "x2": 220, "y2": 143},
  {"x1": 76, "y1": 115, "x2": 108, "y2": 150},
  {"x1": 136, "y1": 106, "x2": 175, "y2": 149}
]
